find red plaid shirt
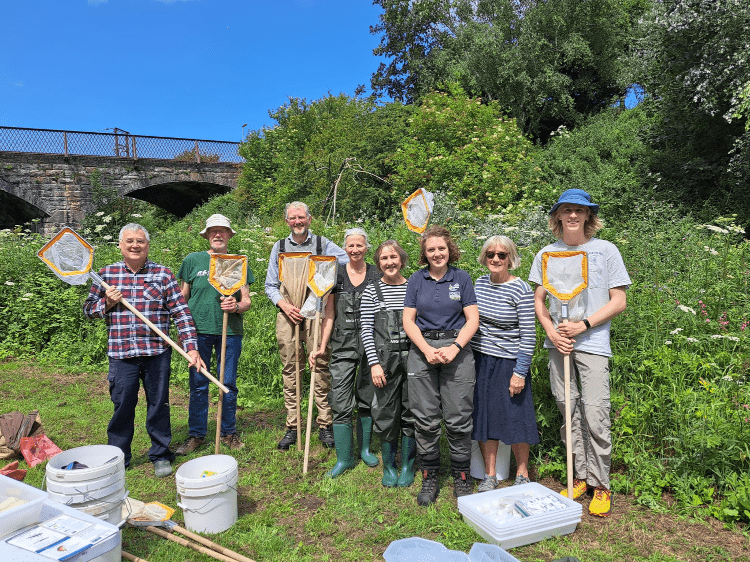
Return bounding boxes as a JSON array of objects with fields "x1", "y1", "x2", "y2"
[{"x1": 83, "y1": 260, "x2": 198, "y2": 359}]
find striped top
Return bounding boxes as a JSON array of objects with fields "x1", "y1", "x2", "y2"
[
  {"x1": 471, "y1": 275, "x2": 536, "y2": 376},
  {"x1": 360, "y1": 279, "x2": 409, "y2": 366}
]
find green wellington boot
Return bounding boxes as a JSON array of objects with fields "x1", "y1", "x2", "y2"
[
  {"x1": 397, "y1": 435, "x2": 417, "y2": 487},
  {"x1": 357, "y1": 416, "x2": 380, "y2": 467},
  {"x1": 326, "y1": 423, "x2": 356, "y2": 478},
  {"x1": 381, "y1": 439, "x2": 399, "y2": 487}
]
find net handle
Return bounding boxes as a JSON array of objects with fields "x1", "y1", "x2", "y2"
[{"x1": 91, "y1": 272, "x2": 228, "y2": 394}]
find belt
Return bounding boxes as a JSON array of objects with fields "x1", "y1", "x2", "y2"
[{"x1": 422, "y1": 330, "x2": 459, "y2": 339}]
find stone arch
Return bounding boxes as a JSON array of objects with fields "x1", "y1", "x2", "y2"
[
  {"x1": 0, "y1": 176, "x2": 52, "y2": 231},
  {"x1": 120, "y1": 176, "x2": 236, "y2": 217}
]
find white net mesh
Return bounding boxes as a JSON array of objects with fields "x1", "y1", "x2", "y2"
[
  {"x1": 210, "y1": 255, "x2": 247, "y2": 295},
  {"x1": 38, "y1": 230, "x2": 93, "y2": 285},
  {"x1": 542, "y1": 252, "x2": 588, "y2": 323},
  {"x1": 308, "y1": 258, "x2": 336, "y2": 298},
  {"x1": 404, "y1": 189, "x2": 434, "y2": 233}
]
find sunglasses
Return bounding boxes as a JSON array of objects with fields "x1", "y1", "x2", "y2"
[{"x1": 486, "y1": 251, "x2": 508, "y2": 260}]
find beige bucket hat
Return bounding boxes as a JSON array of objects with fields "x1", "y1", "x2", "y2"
[{"x1": 199, "y1": 214, "x2": 237, "y2": 239}]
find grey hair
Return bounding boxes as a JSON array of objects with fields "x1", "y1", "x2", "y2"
[
  {"x1": 477, "y1": 235, "x2": 520, "y2": 269},
  {"x1": 119, "y1": 223, "x2": 150, "y2": 242},
  {"x1": 285, "y1": 201, "x2": 311, "y2": 218},
  {"x1": 343, "y1": 227, "x2": 370, "y2": 249}
]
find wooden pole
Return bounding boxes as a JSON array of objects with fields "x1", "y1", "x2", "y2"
[
  {"x1": 146, "y1": 526, "x2": 237, "y2": 562},
  {"x1": 303, "y1": 306, "x2": 321, "y2": 474},
  {"x1": 122, "y1": 551, "x2": 149, "y2": 562},
  {"x1": 169, "y1": 523, "x2": 256, "y2": 562},
  {"x1": 215, "y1": 309, "x2": 229, "y2": 454},
  {"x1": 91, "y1": 273, "x2": 228, "y2": 393},
  {"x1": 562, "y1": 316, "x2": 573, "y2": 500}
]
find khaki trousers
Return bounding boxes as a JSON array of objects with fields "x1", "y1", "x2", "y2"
[
  {"x1": 548, "y1": 349, "x2": 611, "y2": 489},
  {"x1": 276, "y1": 312, "x2": 332, "y2": 428}
]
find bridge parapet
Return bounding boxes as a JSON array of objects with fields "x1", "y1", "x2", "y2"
[{"x1": 0, "y1": 126, "x2": 242, "y2": 163}]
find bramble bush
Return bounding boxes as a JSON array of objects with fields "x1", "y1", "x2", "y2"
[{"x1": 2, "y1": 194, "x2": 749, "y2": 523}]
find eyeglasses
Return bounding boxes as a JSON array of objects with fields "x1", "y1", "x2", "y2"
[{"x1": 486, "y1": 251, "x2": 508, "y2": 260}]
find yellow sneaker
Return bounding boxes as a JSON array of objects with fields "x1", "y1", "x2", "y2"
[
  {"x1": 589, "y1": 487, "x2": 612, "y2": 517},
  {"x1": 560, "y1": 479, "x2": 587, "y2": 500}
]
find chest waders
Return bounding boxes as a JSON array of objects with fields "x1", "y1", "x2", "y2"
[
  {"x1": 371, "y1": 281, "x2": 417, "y2": 488},
  {"x1": 326, "y1": 266, "x2": 380, "y2": 478}
]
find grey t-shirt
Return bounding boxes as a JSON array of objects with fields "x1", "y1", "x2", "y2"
[{"x1": 529, "y1": 237, "x2": 631, "y2": 357}]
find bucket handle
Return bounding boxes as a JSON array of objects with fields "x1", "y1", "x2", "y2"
[
  {"x1": 176, "y1": 482, "x2": 238, "y2": 515},
  {"x1": 45, "y1": 467, "x2": 125, "y2": 504}
]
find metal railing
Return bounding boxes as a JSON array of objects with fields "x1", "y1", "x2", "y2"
[{"x1": 0, "y1": 126, "x2": 242, "y2": 163}]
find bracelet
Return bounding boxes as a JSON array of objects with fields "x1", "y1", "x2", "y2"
[
  {"x1": 583, "y1": 318, "x2": 591, "y2": 329},
  {"x1": 512, "y1": 371, "x2": 527, "y2": 379},
  {"x1": 453, "y1": 341, "x2": 463, "y2": 351}
]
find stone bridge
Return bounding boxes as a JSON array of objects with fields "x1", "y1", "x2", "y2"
[{"x1": 0, "y1": 127, "x2": 243, "y2": 234}]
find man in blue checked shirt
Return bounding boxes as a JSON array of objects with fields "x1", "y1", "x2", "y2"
[{"x1": 83, "y1": 223, "x2": 204, "y2": 478}]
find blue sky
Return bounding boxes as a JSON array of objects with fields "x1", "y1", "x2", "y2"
[{"x1": 1, "y1": 0, "x2": 386, "y2": 142}]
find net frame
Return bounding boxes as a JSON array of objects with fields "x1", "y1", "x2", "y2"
[
  {"x1": 541, "y1": 251, "x2": 589, "y2": 302},
  {"x1": 306, "y1": 255, "x2": 337, "y2": 297},
  {"x1": 37, "y1": 227, "x2": 96, "y2": 285},
  {"x1": 401, "y1": 188, "x2": 434, "y2": 234},
  {"x1": 208, "y1": 253, "x2": 248, "y2": 296}
]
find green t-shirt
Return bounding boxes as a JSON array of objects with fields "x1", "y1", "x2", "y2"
[{"x1": 178, "y1": 251, "x2": 255, "y2": 336}]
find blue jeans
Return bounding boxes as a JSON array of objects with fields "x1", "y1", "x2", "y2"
[
  {"x1": 107, "y1": 349, "x2": 173, "y2": 466},
  {"x1": 188, "y1": 334, "x2": 242, "y2": 438}
]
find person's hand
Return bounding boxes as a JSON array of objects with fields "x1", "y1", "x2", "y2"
[
  {"x1": 104, "y1": 286, "x2": 122, "y2": 309},
  {"x1": 549, "y1": 330, "x2": 575, "y2": 355},
  {"x1": 278, "y1": 300, "x2": 303, "y2": 324},
  {"x1": 308, "y1": 348, "x2": 325, "y2": 369},
  {"x1": 187, "y1": 350, "x2": 205, "y2": 371},
  {"x1": 371, "y1": 364, "x2": 387, "y2": 388},
  {"x1": 557, "y1": 321, "x2": 586, "y2": 338},
  {"x1": 437, "y1": 344, "x2": 460, "y2": 364},
  {"x1": 424, "y1": 346, "x2": 443, "y2": 365},
  {"x1": 220, "y1": 295, "x2": 238, "y2": 312},
  {"x1": 509, "y1": 374, "x2": 526, "y2": 396}
]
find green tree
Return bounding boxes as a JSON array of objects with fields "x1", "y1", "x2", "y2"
[
  {"x1": 388, "y1": 84, "x2": 550, "y2": 215},
  {"x1": 371, "y1": 0, "x2": 647, "y2": 141},
  {"x1": 236, "y1": 94, "x2": 412, "y2": 221},
  {"x1": 635, "y1": 0, "x2": 750, "y2": 225}
]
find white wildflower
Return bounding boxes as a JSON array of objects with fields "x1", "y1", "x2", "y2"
[
  {"x1": 710, "y1": 334, "x2": 723, "y2": 339},
  {"x1": 727, "y1": 224, "x2": 744, "y2": 234},
  {"x1": 23, "y1": 293, "x2": 33, "y2": 298},
  {"x1": 727, "y1": 336, "x2": 740, "y2": 342},
  {"x1": 20, "y1": 297, "x2": 30, "y2": 301},
  {"x1": 665, "y1": 340, "x2": 672, "y2": 345},
  {"x1": 102, "y1": 215, "x2": 112, "y2": 223},
  {"x1": 256, "y1": 258, "x2": 265, "y2": 262},
  {"x1": 103, "y1": 235, "x2": 112, "y2": 241},
  {"x1": 248, "y1": 292, "x2": 257, "y2": 297},
  {"x1": 5, "y1": 281, "x2": 15, "y2": 286},
  {"x1": 131, "y1": 213, "x2": 142, "y2": 218},
  {"x1": 703, "y1": 246, "x2": 719, "y2": 255},
  {"x1": 705, "y1": 225, "x2": 729, "y2": 234},
  {"x1": 95, "y1": 224, "x2": 105, "y2": 232},
  {"x1": 96, "y1": 211, "x2": 105, "y2": 217},
  {"x1": 686, "y1": 337, "x2": 699, "y2": 343},
  {"x1": 677, "y1": 305, "x2": 696, "y2": 314},
  {"x1": 670, "y1": 328, "x2": 683, "y2": 335}
]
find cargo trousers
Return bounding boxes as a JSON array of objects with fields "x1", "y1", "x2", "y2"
[
  {"x1": 548, "y1": 348, "x2": 611, "y2": 489},
  {"x1": 407, "y1": 335, "x2": 475, "y2": 470},
  {"x1": 276, "y1": 311, "x2": 332, "y2": 429}
]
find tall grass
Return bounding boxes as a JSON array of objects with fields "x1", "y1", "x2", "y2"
[{"x1": 1, "y1": 195, "x2": 748, "y2": 521}]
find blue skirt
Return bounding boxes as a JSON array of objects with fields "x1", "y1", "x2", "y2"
[{"x1": 471, "y1": 351, "x2": 539, "y2": 445}]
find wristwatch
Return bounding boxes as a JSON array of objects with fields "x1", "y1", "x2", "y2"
[{"x1": 582, "y1": 318, "x2": 591, "y2": 329}]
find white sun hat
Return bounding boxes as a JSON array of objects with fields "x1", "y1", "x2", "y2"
[{"x1": 200, "y1": 214, "x2": 237, "y2": 239}]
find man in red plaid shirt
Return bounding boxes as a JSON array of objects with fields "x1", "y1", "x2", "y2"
[{"x1": 84, "y1": 223, "x2": 204, "y2": 478}]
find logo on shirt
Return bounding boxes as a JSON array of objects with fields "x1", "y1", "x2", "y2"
[
  {"x1": 449, "y1": 283, "x2": 461, "y2": 300},
  {"x1": 197, "y1": 269, "x2": 209, "y2": 277}
]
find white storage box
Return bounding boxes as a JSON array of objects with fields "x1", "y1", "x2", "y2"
[
  {"x1": 0, "y1": 474, "x2": 47, "y2": 538},
  {"x1": 458, "y1": 482, "x2": 582, "y2": 549}
]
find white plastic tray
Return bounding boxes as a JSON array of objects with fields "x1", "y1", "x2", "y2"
[{"x1": 0, "y1": 475, "x2": 47, "y2": 538}]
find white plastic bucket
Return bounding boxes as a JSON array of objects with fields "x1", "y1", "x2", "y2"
[
  {"x1": 175, "y1": 454, "x2": 238, "y2": 533},
  {"x1": 46, "y1": 445, "x2": 124, "y2": 482},
  {"x1": 470, "y1": 439, "x2": 511, "y2": 481},
  {"x1": 44, "y1": 445, "x2": 128, "y2": 527}
]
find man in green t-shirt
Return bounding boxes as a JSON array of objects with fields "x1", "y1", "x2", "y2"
[{"x1": 175, "y1": 214, "x2": 255, "y2": 453}]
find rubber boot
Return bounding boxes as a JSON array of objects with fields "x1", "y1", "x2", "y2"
[
  {"x1": 357, "y1": 415, "x2": 380, "y2": 467},
  {"x1": 325, "y1": 423, "x2": 355, "y2": 479},
  {"x1": 381, "y1": 439, "x2": 399, "y2": 487},
  {"x1": 397, "y1": 435, "x2": 417, "y2": 487}
]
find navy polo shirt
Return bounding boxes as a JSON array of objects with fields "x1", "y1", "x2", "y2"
[{"x1": 404, "y1": 266, "x2": 477, "y2": 331}]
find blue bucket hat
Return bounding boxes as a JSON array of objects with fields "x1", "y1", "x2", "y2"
[{"x1": 548, "y1": 189, "x2": 599, "y2": 216}]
